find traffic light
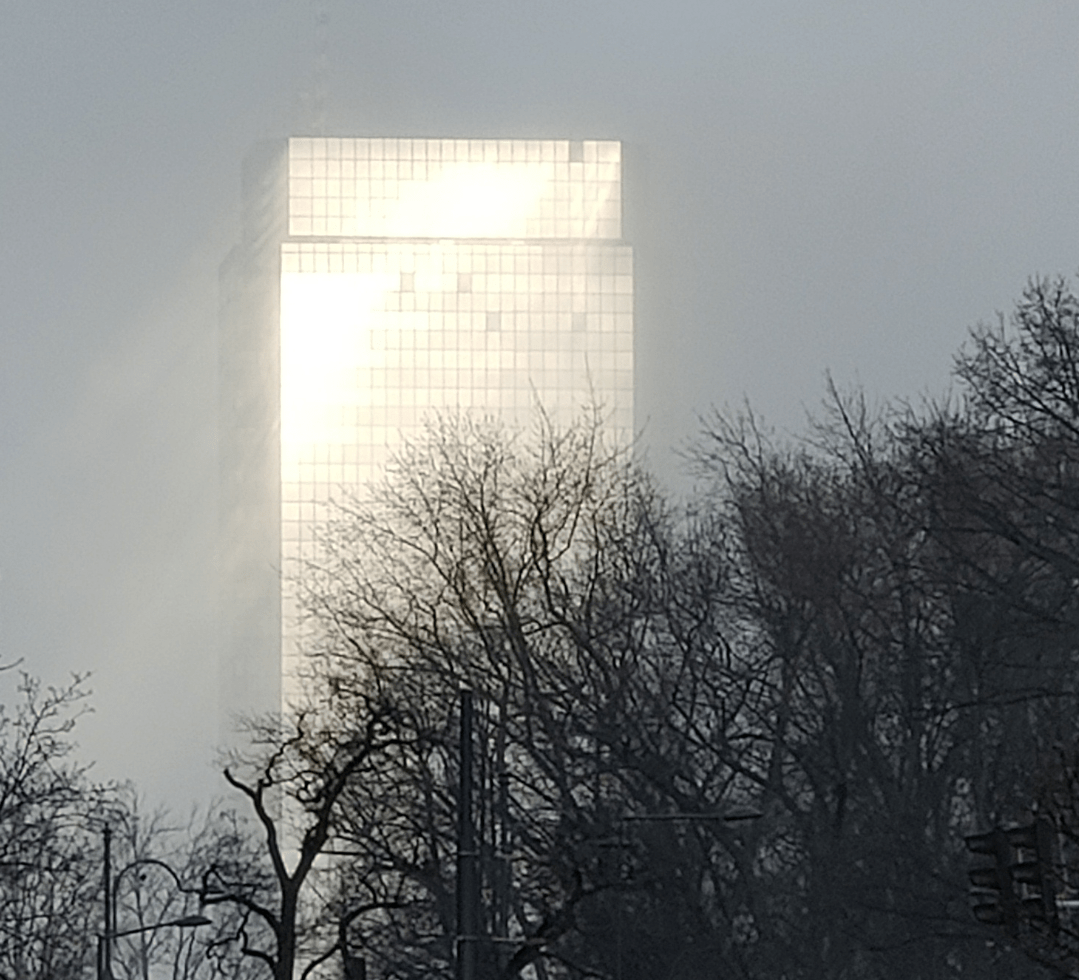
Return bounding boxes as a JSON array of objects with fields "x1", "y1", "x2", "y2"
[
  {"x1": 1007, "y1": 818, "x2": 1059, "y2": 934},
  {"x1": 964, "y1": 818, "x2": 1058, "y2": 936},
  {"x1": 965, "y1": 827, "x2": 1019, "y2": 932}
]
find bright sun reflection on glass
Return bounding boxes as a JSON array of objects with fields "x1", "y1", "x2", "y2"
[
  {"x1": 386, "y1": 163, "x2": 547, "y2": 238},
  {"x1": 280, "y1": 272, "x2": 391, "y2": 447}
]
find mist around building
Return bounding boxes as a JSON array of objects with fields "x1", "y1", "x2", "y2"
[{"x1": 6, "y1": 131, "x2": 1079, "y2": 978}]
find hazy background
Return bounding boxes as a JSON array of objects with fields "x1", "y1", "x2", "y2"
[{"x1": 3, "y1": 0, "x2": 1079, "y2": 808}]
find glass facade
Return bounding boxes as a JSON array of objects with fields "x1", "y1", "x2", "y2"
[
  {"x1": 286, "y1": 137, "x2": 622, "y2": 240},
  {"x1": 220, "y1": 138, "x2": 634, "y2": 725}
]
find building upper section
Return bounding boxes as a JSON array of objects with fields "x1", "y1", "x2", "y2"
[{"x1": 283, "y1": 137, "x2": 622, "y2": 241}]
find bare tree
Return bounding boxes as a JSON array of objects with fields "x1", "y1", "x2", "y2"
[
  {"x1": 898, "y1": 276, "x2": 1079, "y2": 976},
  {"x1": 227, "y1": 278, "x2": 1079, "y2": 980},
  {"x1": 193, "y1": 690, "x2": 412, "y2": 980},
  {"x1": 692, "y1": 360, "x2": 1079, "y2": 979},
  {"x1": 0, "y1": 668, "x2": 118, "y2": 980},
  {"x1": 300, "y1": 413, "x2": 774, "y2": 980}
]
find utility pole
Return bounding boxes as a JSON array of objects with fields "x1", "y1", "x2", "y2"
[
  {"x1": 495, "y1": 769, "x2": 511, "y2": 939},
  {"x1": 102, "y1": 826, "x2": 113, "y2": 980},
  {"x1": 457, "y1": 689, "x2": 479, "y2": 980}
]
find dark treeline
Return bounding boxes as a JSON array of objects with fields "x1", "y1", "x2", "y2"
[{"x1": 11, "y1": 277, "x2": 1079, "y2": 979}]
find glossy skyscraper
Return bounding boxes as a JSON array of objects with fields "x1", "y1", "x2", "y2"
[{"x1": 219, "y1": 138, "x2": 634, "y2": 725}]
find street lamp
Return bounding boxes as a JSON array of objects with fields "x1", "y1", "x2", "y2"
[
  {"x1": 100, "y1": 825, "x2": 209, "y2": 980},
  {"x1": 96, "y1": 915, "x2": 211, "y2": 980}
]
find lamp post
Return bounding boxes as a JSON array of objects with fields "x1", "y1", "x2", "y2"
[
  {"x1": 96, "y1": 915, "x2": 211, "y2": 980},
  {"x1": 100, "y1": 825, "x2": 208, "y2": 980},
  {"x1": 456, "y1": 689, "x2": 478, "y2": 980}
]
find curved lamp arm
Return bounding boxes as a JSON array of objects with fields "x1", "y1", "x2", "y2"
[{"x1": 113, "y1": 857, "x2": 188, "y2": 899}]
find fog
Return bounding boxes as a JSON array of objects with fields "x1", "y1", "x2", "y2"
[{"x1": 3, "y1": 0, "x2": 1079, "y2": 808}]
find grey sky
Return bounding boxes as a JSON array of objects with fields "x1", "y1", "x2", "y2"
[{"x1": 3, "y1": 0, "x2": 1078, "y2": 806}]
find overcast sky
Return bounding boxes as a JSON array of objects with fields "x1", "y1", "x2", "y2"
[{"x1": 3, "y1": 0, "x2": 1079, "y2": 807}]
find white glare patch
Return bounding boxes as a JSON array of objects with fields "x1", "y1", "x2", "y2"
[
  {"x1": 280, "y1": 272, "x2": 392, "y2": 446},
  {"x1": 385, "y1": 163, "x2": 548, "y2": 238}
]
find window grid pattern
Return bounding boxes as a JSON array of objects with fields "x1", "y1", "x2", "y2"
[
  {"x1": 278, "y1": 240, "x2": 632, "y2": 684},
  {"x1": 287, "y1": 138, "x2": 622, "y2": 240},
  {"x1": 276, "y1": 139, "x2": 632, "y2": 695}
]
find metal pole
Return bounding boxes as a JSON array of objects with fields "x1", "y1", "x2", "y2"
[
  {"x1": 456, "y1": 689, "x2": 478, "y2": 980},
  {"x1": 102, "y1": 826, "x2": 112, "y2": 980},
  {"x1": 495, "y1": 770, "x2": 510, "y2": 939}
]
